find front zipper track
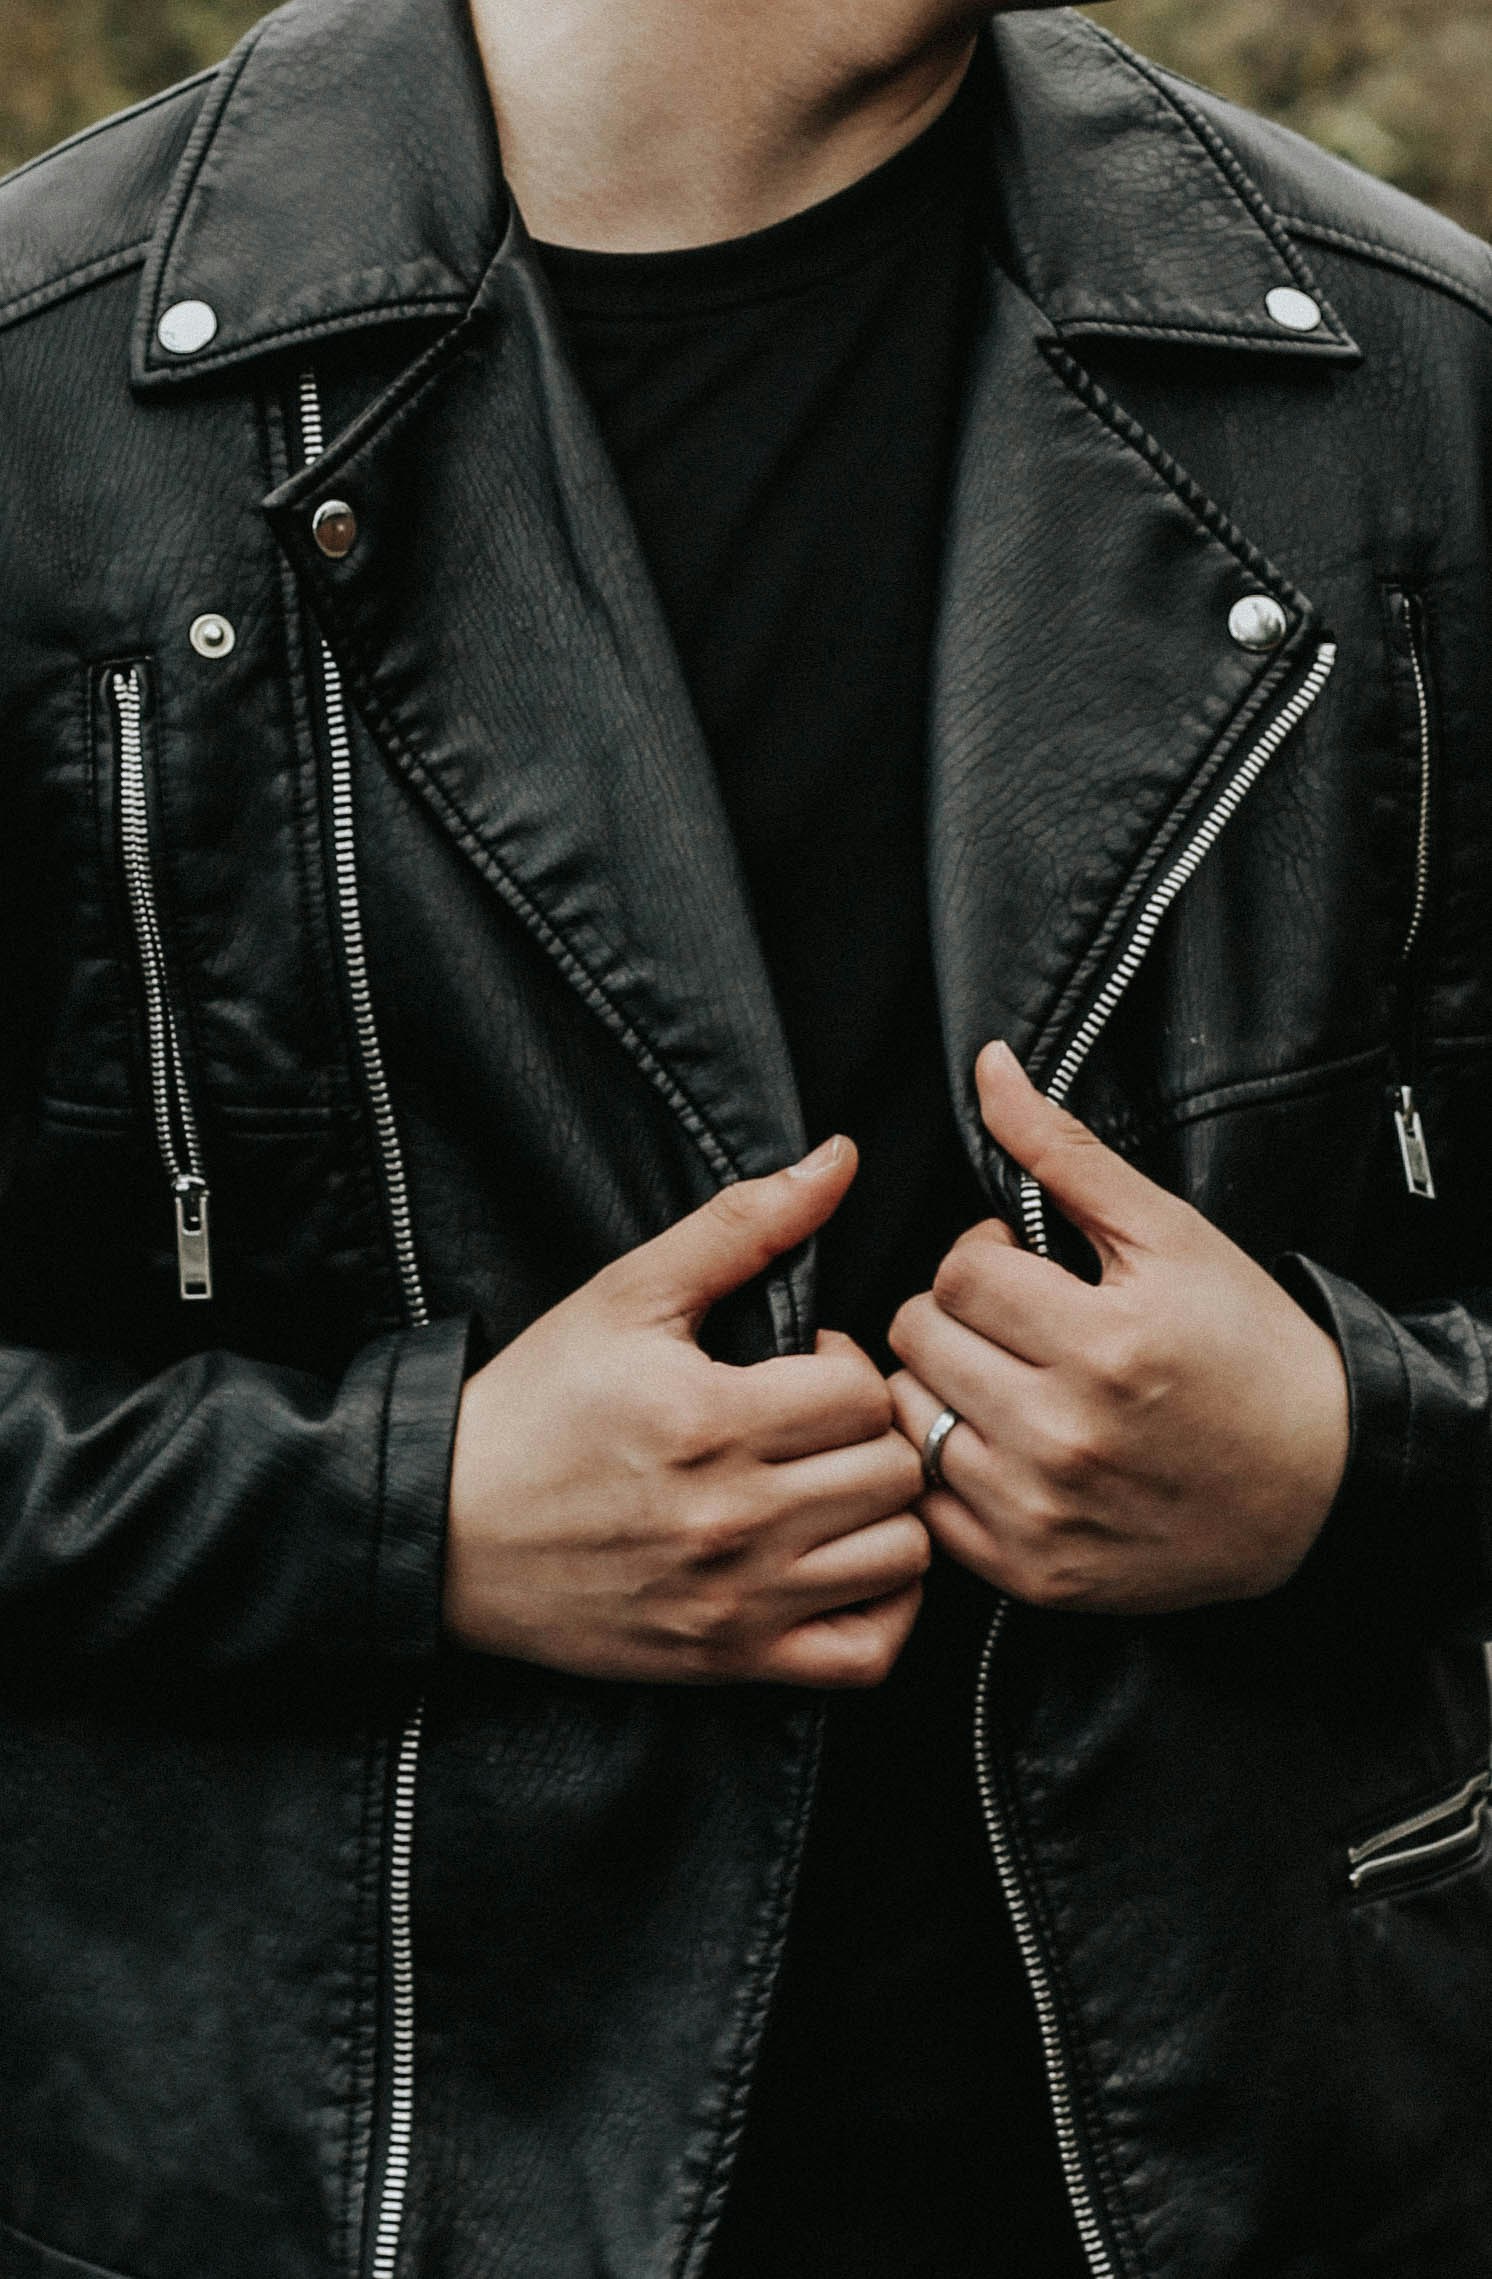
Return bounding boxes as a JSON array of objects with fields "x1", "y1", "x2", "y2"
[
  {"x1": 298, "y1": 370, "x2": 429, "y2": 2279},
  {"x1": 110, "y1": 668, "x2": 214, "y2": 1301},
  {"x1": 985, "y1": 641, "x2": 1338, "y2": 2277},
  {"x1": 974, "y1": 1605, "x2": 1119, "y2": 2279}
]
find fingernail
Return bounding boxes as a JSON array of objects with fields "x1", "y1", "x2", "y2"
[{"x1": 788, "y1": 1134, "x2": 848, "y2": 1180}]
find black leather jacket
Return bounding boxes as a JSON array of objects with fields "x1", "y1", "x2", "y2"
[{"x1": 2, "y1": 2, "x2": 1491, "y2": 2274}]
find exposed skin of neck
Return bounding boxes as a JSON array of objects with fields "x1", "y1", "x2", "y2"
[{"x1": 467, "y1": 0, "x2": 1007, "y2": 252}]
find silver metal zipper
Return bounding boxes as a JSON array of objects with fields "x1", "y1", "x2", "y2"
[
  {"x1": 974, "y1": 1604, "x2": 1119, "y2": 2279},
  {"x1": 983, "y1": 642, "x2": 1339, "y2": 2275},
  {"x1": 110, "y1": 667, "x2": 214, "y2": 1302},
  {"x1": 298, "y1": 370, "x2": 428, "y2": 2279},
  {"x1": 1348, "y1": 1769, "x2": 1490, "y2": 1892},
  {"x1": 1391, "y1": 598, "x2": 1436, "y2": 1200},
  {"x1": 1019, "y1": 643, "x2": 1338, "y2": 1253}
]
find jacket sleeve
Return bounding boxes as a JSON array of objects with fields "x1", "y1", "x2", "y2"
[
  {"x1": 0, "y1": 1318, "x2": 472, "y2": 1669},
  {"x1": 1277, "y1": 1257, "x2": 1492, "y2": 1637}
]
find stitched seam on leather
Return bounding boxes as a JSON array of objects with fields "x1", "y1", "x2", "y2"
[
  {"x1": 336, "y1": 681, "x2": 741, "y2": 1184},
  {"x1": 143, "y1": 296, "x2": 470, "y2": 381},
  {"x1": 1132, "y1": 1045, "x2": 1390, "y2": 1138},
  {"x1": 1084, "y1": 25, "x2": 1345, "y2": 326},
  {"x1": 1275, "y1": 213, "x2": 1492, "y2": 330},
  {"x1": 283, "y1": 518, "x2": 748, "y2": 1197},
  {"x1": 0, "y1": 240, "x2": 148, "y2": 331},
  {"x1": 137, "y1": 23, "x2": 267, "y2": 353},
  {"x1": 278, "y1": 327, "x2": 802, "y2": 1340},
  {"x1": 670, "y1": 1707, "x2": 824, "y2": 2279},
  {"x1": 993, "y1": 1721, "x2": 1153, "y2": 2279},
  {"x1": 1054, "y1": 318, "x2": 1345, "y2": 353},
  {"x1": 1027, "y1": 345, "x2": 1312, "y2": 1076}
]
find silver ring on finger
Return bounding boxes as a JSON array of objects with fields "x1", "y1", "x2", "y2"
[{"x1": 921, "y1": 1405, "x2": 961, "y2": 1493}]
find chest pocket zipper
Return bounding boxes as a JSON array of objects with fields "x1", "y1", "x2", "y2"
[
  {"x1": 1348, "y1": 1769, "x2": 1491, "y2": 1896},
  {"x1": 109, "y1": 665, "x2": 214, "y2": 1301},
  {"x1": 1384, "y1": 587, "x2": 1438, "y2": 1201}
]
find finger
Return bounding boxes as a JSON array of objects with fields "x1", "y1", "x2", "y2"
[
  {"x1": 786, "y1": 1513, "x2": 931, "y2": 1612},
  {"x1": 975, "y1": 1042, "x2": 1172, "y2": 1265},
  {"x1": 888, "y1": 1292, "x2": 1039, "y2": 1445},
  {"x1": 931, "y1": 1221, "x2": 1092, "y2": 1364},
  {"x1": 887, "y1": 1366, "x2": 1005, "y2": 1511},
  {"x1": 772, "y1": 1430, "x2": 927, "y2": 1550},
  {"x1": 602, "y1": 1136, "x2": 858, "y2": 1332},
  {"x1": 729, "y1": 1338, "x2": 893, "y2": 1461},
  {"x1": 758, "y1": 1580, "x2": 924, "y2": 1690}
]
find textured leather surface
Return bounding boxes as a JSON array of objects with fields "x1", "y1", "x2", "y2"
[{"x1": 1, "y1": 3, "x2": 1491, "y2": 2276}]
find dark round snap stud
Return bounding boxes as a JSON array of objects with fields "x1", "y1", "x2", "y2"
[{"x1": 311, "y1": 500, "x2": 358, "y2": 560}]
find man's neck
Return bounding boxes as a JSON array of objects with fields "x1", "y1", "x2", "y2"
[{"x1": 467, "y1": 0, "x2": 984, "y2": 253}]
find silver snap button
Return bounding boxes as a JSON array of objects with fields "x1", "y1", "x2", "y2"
[
  {"x1": 311, "y1": 500, "x2": 358, "y2": 560},
  {"x1": 1228, "y1": 593, "x2": 1289, "y2": 653},
  {"x1": 189, "y1": 613, "x2": 236, "y2": 660},
  {"x1": 158, "y1": 300, "x2": 219, "y2": 356},
  {"x1": 1264, "y1": 285, "x2": 1322, "y2": 334}
]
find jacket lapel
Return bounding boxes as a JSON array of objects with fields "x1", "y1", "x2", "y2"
[
  {"x1": 928, "y1": 259, "x2": 1325, "y2": 1158},
  {"x1": 264, "y1": 225, "x2": 805, "y2": 1191}
]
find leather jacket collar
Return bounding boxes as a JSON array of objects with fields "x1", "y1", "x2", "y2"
[{"x1": 131, "y1": 0, "x2": 1360, "y2": 393}]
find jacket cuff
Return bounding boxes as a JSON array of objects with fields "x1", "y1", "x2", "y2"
[
  {"x1": 371, "y1": 1315, "x2": 476, "y2": 1665},
  {"x1": 1275, "y1": 1255, "x2": 1489, "y2": 1626}
]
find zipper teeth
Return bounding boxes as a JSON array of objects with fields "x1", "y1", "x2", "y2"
[
  {"x1": 1398, "y1": 604, "x2": 1433, "y2": 967},
  {"x1": 369, "y1": 1702, "x2": 424, "y2": 2279},
  {"x1": 990, "y1": 642, "x2": 1340, "y2": 2278},
  {"x1": 112, "y1": 670, "x2": 206, "y2": 1186},
  {"x1": 299, "y1": 370, "x2": 428, "y2": 2279},
  {"x1": 1348, "y1": 1768, "x2": 1491, "y2": 1870},
  {"x1": 974, "y1": 1608, "x2": 1119, "y2": 2279},
  {"x1": 1019, "y1": 642, "x2": 1338, "y2": 1254},
  {"x1": 297, "y1": 373, "x2": 427, "y2": 1334}
]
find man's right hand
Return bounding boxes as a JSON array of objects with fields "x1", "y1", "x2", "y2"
[{"x1": 445, "y1": 1136, "x2": 929, "y2": 1687}]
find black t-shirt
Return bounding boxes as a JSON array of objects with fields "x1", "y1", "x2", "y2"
[{"x1": 538, "y1": 59, "x2": 1087, "y2": 2279}]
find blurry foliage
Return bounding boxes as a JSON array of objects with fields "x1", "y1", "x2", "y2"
[
  {"x1": 1, "y1": 0, "x2": 1489, "y2": 238},
  {"x1": 0, "y1": 0, "x2": 264, "y2": 172},
  {"x1": 1094, "y1": 0, "x2": 1492, "y2": 236}
]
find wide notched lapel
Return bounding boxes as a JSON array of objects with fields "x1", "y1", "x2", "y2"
[
  {"x1": 266, "y1": 226, "x2": 805, "y2": 1194},
  {"x1": 928, "y1": 261, "x2": 1325, "y2": 1159}
]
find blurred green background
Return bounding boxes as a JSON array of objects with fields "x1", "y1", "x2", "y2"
[{"x1": 2, "y1": 0, "x2": 1489, "y2": 236}]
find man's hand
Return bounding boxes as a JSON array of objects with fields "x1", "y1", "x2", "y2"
[
  {"x1": 446, "y1": 1136, "x2": 928, "y2": 1685},
  {"x1": 888, "y1": 1044, "x2": 1350, "y2": 1616}
]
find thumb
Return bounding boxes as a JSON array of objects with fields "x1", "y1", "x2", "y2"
[
  {"x1": 975, "y1": 1041, "x2": 1166, "y2": 1260},
  {"x1": 606, "y1": 1135, "x2": 858, "y2": 1331}
]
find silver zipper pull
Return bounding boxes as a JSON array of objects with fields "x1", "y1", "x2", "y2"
[
  {"x1": 1393, "y1": 1086, "x2": 1436, "y2": 1200},
  {"x1": 174, "y1": 1176, "x2": 214, "y2": 1301}
]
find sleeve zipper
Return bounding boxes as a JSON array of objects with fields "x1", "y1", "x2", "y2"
[
  {"x1": 109, "y1": 666, "x2": 214, "y2": 1302},
  {"x1": 1388, "y1": 590, "x2": 1437, "y2": 1201}
]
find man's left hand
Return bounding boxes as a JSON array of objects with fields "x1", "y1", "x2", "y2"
[{"x1": 888, "y1": 1043, "x2": 1351, "y2": 1615}]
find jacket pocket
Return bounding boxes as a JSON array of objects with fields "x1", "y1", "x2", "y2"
[
  {"x1": 0, "y1": 2217, "x2": 139, "y2": 2279},
  {"x1": 102, "y1": 660, "x2": 214, "y2": 1302},
  {"x1": 1348, "y1": 1767, "x2": 1491, "y2": 1899},
  {"x1": 1381, "y1": 585, "x2": 1440, "y2": 1201}
]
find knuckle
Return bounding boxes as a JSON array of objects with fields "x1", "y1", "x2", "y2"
[
  {"x1": 683, "y1": 1500, "x2": 757, "y2": 1569},
  {"x1": 1020, "y1": 1560, "x2": 1098, "y2": 1613},
  {"x1": 661, "y1": 1383, "x2": 731, "y2": 1469},
  {"x1": 932, "y1": 1251, "x2": 973, "y2": 1313}
]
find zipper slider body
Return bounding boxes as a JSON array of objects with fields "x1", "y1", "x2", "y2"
[
  {"x1": 173, "y1": 1176, "x2": 214, "y2": 1301},
  {"x1": 110, "y1": 666, "x2": 217, "y2": 1299},
  {"x1": 1393, "y1": 1085, "x2": 1436, "y2": 1201}
]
